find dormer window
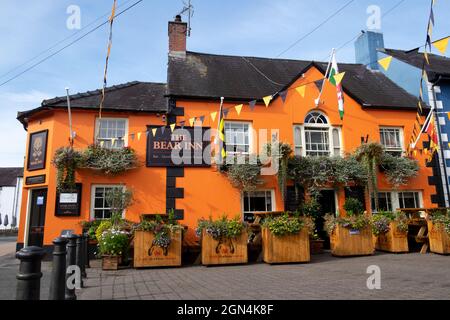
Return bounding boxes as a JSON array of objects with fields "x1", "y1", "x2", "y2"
[{"x1": 293, "y1": 111, "x2": 342, "y2": 157}]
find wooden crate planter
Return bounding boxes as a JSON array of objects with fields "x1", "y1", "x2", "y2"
[
  {"x1": 375, "y1": 222, "x2": 408, "y2": 253},
  {"x1": 330, "y1": 225, "x2": 374, "y2": 257},
  {"x1": 201, "y1": 230, "x2": 248, "y2": 266},
  {"x1": 310, "y1": 239, "x2": 324, "y2": 255},
  {"x1": 262, "y1": 228, "x2": 310, "y2": 263},
  {"x1": 427, "y1": 221, "x2": 450, "y2": 255},
  {"x1": 133, "y1": 230, "x2": 182, "y2": 268},
  {"x1": 102, "y1": 255, "x2": 120, "y2": 270}
]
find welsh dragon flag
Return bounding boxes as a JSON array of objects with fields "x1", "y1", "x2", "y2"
[{"x1": 328, "y1": 52, "x2": 345, "y2": 120}]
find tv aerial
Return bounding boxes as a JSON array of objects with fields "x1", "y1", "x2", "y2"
[{"x1": 176, "y1": 0, "x2": 194, "y2": 37}]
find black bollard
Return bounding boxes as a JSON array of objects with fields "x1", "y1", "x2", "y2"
[
  {"x1": 16, "y1": 246, "x2": 45, "y2": 300},
  {"x1": 81, "y1": 233, "x2": 88, "y2": 276},
  {"x1": 49, "y1": 237, "x2": 68, "y2": 300},
  {"x1": 83, "y1": 232, "x2": 90, "y2": 269},
  {"x1": 75, "y1": 235, "x2": 84, "y2": 287},
  {"x1": 65, "y1": 234, "x2": 78, "y2": 300}
]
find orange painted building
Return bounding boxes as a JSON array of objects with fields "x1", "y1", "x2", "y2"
[{"x1": 16, "y1": 17, "x2": 437, "y2": 252}]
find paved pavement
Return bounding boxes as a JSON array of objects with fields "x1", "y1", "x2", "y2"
[{"x1": 1, "y1": 239, "x2": 449, "y2": 300}]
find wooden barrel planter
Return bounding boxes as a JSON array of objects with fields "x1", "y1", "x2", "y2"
[
  {"x1": 201, "y1": 230, "x2": 248, "y2": 266},
  {"x1": 427, "y1": 221, "x2": 450, "y2": 255},
  {"x1": 330, "y1": 225, "x2": 374, "y2": 257},
  {"x1": 133, "y1": 230, "x2": 182, "y2": 268},
  {"x1": 262, "y1": 228, "x2": 310, "y2": 263},
  {"x1": 375, "y1": 222, "x2": 408, "y2": 253}
]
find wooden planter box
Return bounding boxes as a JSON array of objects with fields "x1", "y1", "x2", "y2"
[
  {"x1": 310, "y1": 239, "x2": 325, "y2": 254},
  {"x1": 428, "y1": 221, "x2": 450, "y2": 255},
  {"x1": 201, "y1": 230, "x2": 248, "y2": 266},
  {"x1": 262, "y1": 228, "x2": 310, "y2": 263},
  {"x1": 102, "y1": 255, "x2": 120, "y2": 270},
  {"x1": 133, "y1": 230, "x2": 182, "y2": 268},
  {"x1": 330, "y1": 225, "x2": 374, "y2": 257},
  {"x1": 375, "y1": 222, "x2": 408, "y2": 253}
]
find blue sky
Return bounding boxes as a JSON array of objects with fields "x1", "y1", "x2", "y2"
[{"x1": 1, "y1": 0, "x2": 449, "y2": 167}]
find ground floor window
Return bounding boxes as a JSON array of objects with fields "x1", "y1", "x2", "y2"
[
  {"x1": 91, "y1": 185, "x2": 124, "y2": 219},
  {"x1": 371, "y1": 191, "x2": 422, "y2": 212},
  {"x1": 242, "y1": 190, "x2": 273, "y2": 223}
]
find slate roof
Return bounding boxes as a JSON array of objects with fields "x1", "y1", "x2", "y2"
[
  {"x1": 17, "y1": 82, "x2": 168, "y2": 126},
  {"x1": 380, "y1": 48, "x2": 450, "y2": 79},
  {"x1": 168, "y1": 51, "x2": 420, "y2": 109},
  {"x1": 0, "y1": 167, "x2": 23, "y2": 187}
]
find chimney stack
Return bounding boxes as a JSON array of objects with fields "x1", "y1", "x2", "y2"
[
  {"x1": 168, "y1": 15, "x2": 187, "y2": 58},
  {"x1": 354, "y1": 30, "x2": 385, "y2": 70}
]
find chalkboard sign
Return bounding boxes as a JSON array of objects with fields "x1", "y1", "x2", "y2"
[
  {"x1": 146, "y1": 126, "x2": 211, "y2": 167},
  {"x1": 55, "y1": 184, "x2": 82, "y2": 216}
]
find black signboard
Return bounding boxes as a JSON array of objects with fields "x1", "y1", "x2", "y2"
[
  {"x1": 27, "y1": 130, "x2": 48, "y2": 171},
  {"x1": 55, "y1": 184, "x2": 82, "y2": 217},
  {"x1": 25, "y1": 174, "x2": 46, "y2": 185},
  {"x1": 146, "y1": 126, "x2": 211, "y2": 167}
]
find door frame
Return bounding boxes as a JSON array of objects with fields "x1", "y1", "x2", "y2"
[
  {"x1": 318, "y1": 188, "x2": 339, "y2": 216},
  {"x1": 24, "y1": 187, "x2": 48, "y2": 248}
]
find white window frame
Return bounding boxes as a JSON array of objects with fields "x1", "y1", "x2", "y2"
[
  {"x1": 379, "y1": 127, "x2": 404, "y2": 155},
  {"x1": 90, "y1": 184, "x2": 126, "y2": 220},
  {"x1": 224, "y1": 121, "x2": 253, "y2": 156},
  {"x1": 372, "y1": 190, "x2": 423, "y2": 212},
  {"x1": 95, "y1": 117, "x2": 129, "y2": 149},
  {"x1": 293, "y1": 124, "x2": 342, "y2": 157},
  {"x1": 241, "y1": 189, "x2": 275, "y2": 221}
]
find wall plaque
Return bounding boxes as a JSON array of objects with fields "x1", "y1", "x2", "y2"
[
  {"x1": 55, "y1": 184, "x2": 82, "y2": 217},
  {"x1": 27, "y1": 130, "x2": 48, "y2": 171}
]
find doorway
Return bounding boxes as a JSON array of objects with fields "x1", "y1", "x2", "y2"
[
  {"x1": 27, "y1": 188, "x2": 47, "y2": 247},
  {"x1": 317, "y1": 190, "x2": 336, "y2": 249}
]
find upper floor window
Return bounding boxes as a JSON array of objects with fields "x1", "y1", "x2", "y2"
[
  {"x1": 379, "y1": 127, "x2": 403, "y2": 156},
  {"x1": 225, "y1": 122, "x2": 251, "y2": 155},
  {"x1": 294, "y1": 111, "x2": 341, "y2": 157},
  {"x1": 95, "y1": 118, "x2": 128, "y2": 149}
]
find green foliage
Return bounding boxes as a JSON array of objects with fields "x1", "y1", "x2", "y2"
[
  {"x1": 324, "y1": 213, "x2": 371, "y2": 235},
  {"x1": 371, "y1": 214, "x2": 391, "y2": 236},
  {"x1": 430, "y1": 211, "x2": 450, "y2": 234},
  {"x1": 264, "y1": 142, "x2": 293, "y2": 200},
  {"x1": 95, "y1": 220, "x2": 112, "y2": 241},
  {"x1": 332, "y1": 155, "x2": 368, "y2": 186},
  {"x1": 83, "y1": 144, "x2": 138, "y2": 175},
  {"x1": 133, "y1": 214, "x2": 183, "y2": 249},
  {"x1": 299, "y1": 199, "x2": 321, "y2": 219},
  {"x1": 262, "y1": 213, "x2": 315, "y2": 237},
  {"x1": 105, "y1": 188, "x2": 134, "y2": 219},
  {"x1": 98, "y1": 228, "x2": 130, "y2": 256},
  {"x1": 196, "y1": 215, "x2": 246, "y2": 240},
  {"x1": 52, "y1": 147, "x2": 84, "y2": 191},
  {"x1": 343, "y1": 198, "x2": 364, "y2": 216},
  {"x1": 80, "y1": 219, "x2": 102, "y2": 240},
  {"x1": 380, "y1": 153, "x2": 419, "y2": 188},
  {"x1": 226, "y1": 159, "x2": 263, "y2": 192}
]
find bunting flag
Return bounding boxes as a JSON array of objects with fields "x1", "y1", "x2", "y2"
[
  {"x1": 433, "y1": 37, "x2": 450, "y2": 54},
  {"x1": 378, "y1": 56, "x2": 393, "y2": 71},
  {"x1": 329, "y1": 51, "x2": 345, "y2": 120},
  {"x1": 447, "y1": 112, "x2": 450, "y2": 120},
  {"x1": 263, "y1": 95, "x2": 273, "y2": 107},
  {"x1": 314, "y1": 79, "x2": 324, "y2": 91},
  {"x1": 424, "y1": 51, "x2": 430, "y2": 65},
  {"x1": 189, "y1": 117, "x2": 196, "y2": 126},
  {"x1": 425, "y1": 113, "x2": 439, "y2": 158},
  {"x1": 418, "y1": 100, "x2": 423, "y2": 113},
  {"x1": 234, "y1": 104, "x2": 243, "y2": 116},
  {"x1": 170, "y1": 123, "x2": 176, "y2": 132},
  {"x1": 98, "y1": 0, "x2": 117, "y2": 119},
  {"x1": 152, "y1": 128, "x2": 157, "y2": 137},
  {"x1": 100, "y1": 140, "x2": 105, "y2": 147},
  {"x1": 210, "y1": 111, "x2": 217, "y2": 122},
  {"x1": 111, "y1": 138, "x2": 116, "y2": 147},
  {"x1": 160, "y1": 126, "x2": 166, "y2": 135},
  {"x1": 216, "y1": 98, "x2": 226, "y2": 165},
  {"x1": 130, "y1": 133, "x2": 135, "y2": 141},
  {"x1": 249, "y1": 100, "x2": 257, "y2": 111},
  {"x1": 295, "y1": 85, "x2": 306, "y2": 98},
  {"x1": 199, "y1": 115, "x2": 205, "y2": 124},
  {"x1": 279, "y1": 90, "x2": 288, "y2": 103},
  {"x1": 223, "y1": 109, "x2": 230, "y2": 118}
]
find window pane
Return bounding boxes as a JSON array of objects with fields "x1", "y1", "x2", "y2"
[{"x1": 399, "y1": 192, "x2": 419, "y2": 209}]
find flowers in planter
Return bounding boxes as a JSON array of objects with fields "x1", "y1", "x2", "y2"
[
  {"x1": 372, "y1": 211, "x2": 409, "y2": 236},
  {"x1": 196, "y1": 216, "x2": 246, "y2": 240},
  {"x1": 371, "y1": 214, "x2": 391, "y2": 236},
  {"x1": 430, "y1": 210, "x2": 450, "y2": 234},
  {"x1": 98, "y1": 228, "x2": 130, "y2": 256},
  {"x1": 80, "y1": 219, "x2": 102, "y2": 240},
  {"x1": 53, "y1": 147, "x2": 84, "y2": 191},
  {"x1": 83, "y1": 145, "x2": 139, "y2": 175},
  {"x1": 261, "y1": 213, "x2": 315, "y2": 237},
  {"x1": 324, "y1": 198, "x2": 371, "y2": 235}
]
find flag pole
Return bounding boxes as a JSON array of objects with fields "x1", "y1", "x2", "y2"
[
  {"x1": 65, "y1": 87, "x2": 74, "y2": 146},
  {"x1": 315, "y1": 48, "x2": 334, "y2": 108},
  {"x1": 410, "y1": 106, "x2": 434, "y2": 150},
  {"x1": 216, "y1": 96, "x2": 225, "y2": 169}
]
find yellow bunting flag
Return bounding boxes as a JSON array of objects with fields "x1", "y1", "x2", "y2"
[
  {"x1": 332, "y1": 72, "x2": 346, "y2": 85},
  {"x1": 433, "y1": 37, "x2": 450, "y2": 54},
  {"x1": 152, "y1": 128, "x2": 157, "y2": 137},
  {"x1": 263, "y1": 95, "x2": 273, "y2": 107},
  {"x1": 100, "y1": 140, "x2": 104, "y2": 147},
  {"x1": 295, "y1": 85, "x2": 306, "y2": 98},
  {"x1": 424, "y1": 51, "x2": 430, "y2": 65},
  {"x1": 447, "y1": 112, "x2": 450, "y2": 120},
  {"x1": 111, "y1": 138, "x2": 116, "y2": 147},
  {"x1": 189, "y1": 117, "x2": 196, "y2": 126},
  {"x1": 418, "y1": 100, "x2": 423, "y2": 113},
  {"x1": 234, "y1": 104, "x2": 243, "y2": 116},
  {"x1": 378, "y1": 56, "x2": 392, "y2": 71},
  {"x1": 170, "y1": 123, "x2": 176, "y2": 132},
  {"x1": 137, "y1": 132, "x2": 142, "y2": 141},
  {"x1": 210, "y1": 111, "x2": 217, "y2": 122}
]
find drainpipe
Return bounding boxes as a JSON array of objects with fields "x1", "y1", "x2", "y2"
[{"x1": 430, "y1": 75, "x2": 450, "y2": 207}]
